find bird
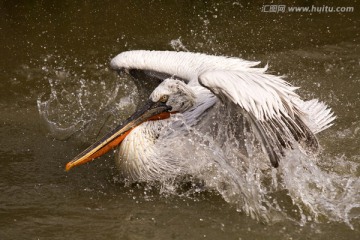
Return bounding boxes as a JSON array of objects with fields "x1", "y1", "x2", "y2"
[{"x1": 66, "y1": 50, "x2": 336, "y2": 182}]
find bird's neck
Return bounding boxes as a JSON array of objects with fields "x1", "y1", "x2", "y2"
[{"x1": 115, "y1": 119, "x2": 172, "y2": 181}]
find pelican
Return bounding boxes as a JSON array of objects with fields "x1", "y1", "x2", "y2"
[{"x1": 66, "y1": 50, "x2": 335, "y2": 182}]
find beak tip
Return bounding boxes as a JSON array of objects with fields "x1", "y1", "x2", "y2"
[{"x1": 65, "y1": 162, "x2": 73, "y2": 172}]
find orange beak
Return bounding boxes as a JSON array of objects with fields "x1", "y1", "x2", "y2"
[{"x1": 66, "y1": 100, "x2": 172, "y2": 171}]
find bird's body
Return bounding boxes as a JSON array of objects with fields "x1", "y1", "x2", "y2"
[
  {"x1": 115, "y1": 81, "x2": 218, "y2": 181},
  {"x1": 67, "y1": 50, "x2": 335, "y2": 184}
]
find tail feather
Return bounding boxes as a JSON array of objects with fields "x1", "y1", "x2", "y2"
[{"x1": 299, "y1": 99, "x2": 336, "y2": 134}]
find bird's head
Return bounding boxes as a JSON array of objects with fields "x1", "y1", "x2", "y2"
[{"x1": 150, "y1": 79, "x2": 196, "y2": 113}]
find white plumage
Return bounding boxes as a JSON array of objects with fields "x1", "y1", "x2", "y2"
[{"x1": 106, "y1": 50, "x2": 336, "y2": 180}]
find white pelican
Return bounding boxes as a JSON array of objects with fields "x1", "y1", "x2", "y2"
[{"x1": 66, "y1": 50, "x2": 335, "y2": 182}]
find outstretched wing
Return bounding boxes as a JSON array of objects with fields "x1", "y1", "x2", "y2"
[
  {"x1": 110, "y1": 50, "x2": 263, "y2": 84},
  {"x1": 199, "y1": 70, "x2": 325, "y2": 167}
]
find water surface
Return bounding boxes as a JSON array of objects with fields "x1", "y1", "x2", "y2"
[{"x1": 1, "y1": 1, "x2": 359, "y2": 239}]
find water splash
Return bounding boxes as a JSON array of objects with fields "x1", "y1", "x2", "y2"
[
  {"x1": 36, "y1": 55, "x2": 359, "y2": 230},
  {"x1": 138, "y1": 106, "x2": 360, "y2": 229},
  {"x1": 37, "y1": 56, "x2": 138, "y2": 141},
  {"x1": 182, "y1": 140, "x2": 356, "y2": 229},
  {"x1": 169, "y1": 4, "x2": 226, "y2": 54},
  {"x1": 279, "y1": 151, "x2": 360, "y2": 229},
  {"x1": 170, "y1": 37, "x2": 189, "y2": 52}
]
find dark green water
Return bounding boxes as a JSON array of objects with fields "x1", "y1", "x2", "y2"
[{"x1": 1, "y1": 1, "x2": 359, "y2": 239}]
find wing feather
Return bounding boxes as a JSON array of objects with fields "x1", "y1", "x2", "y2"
[
  {"x1": 199, "y1": 71, "x2": 300, "y2": 121},
  {"x1": 110, "y1": 50, "x2": 265, "y2": 84},
  {"x1": 199, "y1": 70, "x2": 322, "y2": 167}
]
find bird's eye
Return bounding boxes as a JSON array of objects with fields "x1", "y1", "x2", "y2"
[{"x1": 160, "y1": 95, "x2": 169, "y2": 103}]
